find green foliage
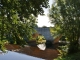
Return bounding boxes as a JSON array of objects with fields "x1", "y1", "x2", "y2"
[
  {"x1": 36, "y1": 34, "x2": 46, "y2": 44},
  {"x1": 0, "y1": 40, "x2": 8, "y2": 52},
  {"x1": 49, "y1": 0, "x2": 80, "y2": 53},
  {"x1": 0, "y1": 0, "x2": 49, "y2": 50},
  {"x1": 54, "y1": 45, "x2": 68, "y2": 60},
  {"x1": 50, "y1": 26, "x2": 62, "y2": 39},
  {"x1": 54, "y1": 52, "x2": 80, "y2": 60}
]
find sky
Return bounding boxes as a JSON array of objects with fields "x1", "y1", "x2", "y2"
[{"x1": 37, "y1": 0, "x2": 54, "y2": 27}]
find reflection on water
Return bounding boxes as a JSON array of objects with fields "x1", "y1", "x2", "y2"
[{"x1": 0, "y1": 51, "x2": 44, "y2": 60}]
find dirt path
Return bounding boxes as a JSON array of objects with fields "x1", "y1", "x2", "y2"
[
  {"x1": 5, "y1": 44, "x2": 60, "y2": 60},
  {"x1": 19, "y1": 46, "x2": 59, "y2": 60}
]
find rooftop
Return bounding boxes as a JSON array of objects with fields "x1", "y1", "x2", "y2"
[{"x1": 35, "y1": 27, "x2": 53, "y2": 41}]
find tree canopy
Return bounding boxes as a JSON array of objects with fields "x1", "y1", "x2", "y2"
[
  {"x1": 49, "y1": 0, "x2": 80, "y2": 53},
  {"x1": 0, "y1": 0, "x2": 49, "y2": 51}
]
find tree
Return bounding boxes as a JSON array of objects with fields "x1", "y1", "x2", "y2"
[
  {"x1": 49, "y1": 0, "x2": 80, "y2": 54},
  {"x1": 0, "y1": 0, "x2": 49, "y2": 51}
]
